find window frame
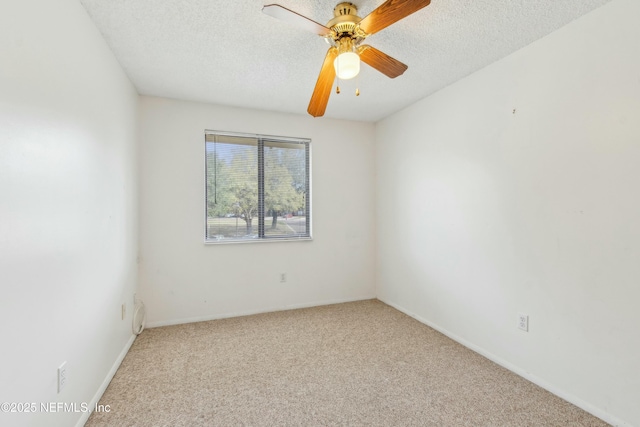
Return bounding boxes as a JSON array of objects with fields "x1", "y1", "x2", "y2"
[{"x1": 204, "y1": 130, "x2": 312, "y2": 244}]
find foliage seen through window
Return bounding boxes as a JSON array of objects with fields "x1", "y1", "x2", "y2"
[{"x1": 205, "y1": 132, "x2": 310, "y2": 241}]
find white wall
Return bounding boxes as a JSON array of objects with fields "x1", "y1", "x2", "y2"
[
  {"x1": 0, "y1": 0, "x2": 138, "y2": 426},
  {"x1": 138, "y1": 97, "x2": 376, "y2": 326},
  {"x1": 375, "y1": 0, "x2": 640, "y2": 425}
]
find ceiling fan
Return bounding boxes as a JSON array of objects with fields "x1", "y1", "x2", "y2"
[{"x1": 263, "y1": 0, "x2": 432, "y2": 117}]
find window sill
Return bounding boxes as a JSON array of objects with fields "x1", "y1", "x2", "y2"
[{"x1": 204, "y1": 236, "x2": 313, "y2": 245}]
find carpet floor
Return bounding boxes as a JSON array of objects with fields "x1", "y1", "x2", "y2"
[{"x1": 85, "y1": 299, "x2": 608, "y2": 426}]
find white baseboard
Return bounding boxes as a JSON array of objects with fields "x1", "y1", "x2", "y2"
[
  {"x1": 145, "y1": 295, "x2": 376, "y2": 328},
  {"x1": 377, "y1": 297, "x2": 630, "y2": 427},
  {"x1": 75, "y1": 334, "x2": 136, "y2": 427}
]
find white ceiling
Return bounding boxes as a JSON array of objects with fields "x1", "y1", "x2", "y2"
[{"x1": 79, "y1": 0, "x2": 612, "y2": 122}]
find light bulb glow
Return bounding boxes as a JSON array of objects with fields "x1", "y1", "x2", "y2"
[{"x1": 333, "y1": 52, "x2": 360, "y2": 80}]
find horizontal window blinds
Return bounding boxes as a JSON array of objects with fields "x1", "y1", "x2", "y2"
[{"x1": 205, "y1": 131, "x2": 310, "y2": 242}]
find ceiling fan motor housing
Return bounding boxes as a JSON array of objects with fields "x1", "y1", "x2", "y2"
[
  {"x1": 333, "y1": 2, "x2": 357, "y2": 17},
  {"x1": 327, "y1": 2, "x2": 363, "y2": 40}
]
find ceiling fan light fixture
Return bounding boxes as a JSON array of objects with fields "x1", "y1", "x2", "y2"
[
  {"x1": 262, "y1": 0, "x2": 432, "y2": 117},
  {"x1": 334, "y1": 51, "x2": 360, "y2": 80}
]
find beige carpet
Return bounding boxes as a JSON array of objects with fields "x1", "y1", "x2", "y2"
[{"x1": 86, "y1": 300, "x2": 608, "y2": 426}]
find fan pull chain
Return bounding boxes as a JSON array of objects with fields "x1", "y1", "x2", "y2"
[
  {"x1": 336, "y1": 54, "x2": 341, "y2": 94},
  {"x1": 355, "y1": 73, "x2": 360, "y2": 96}
]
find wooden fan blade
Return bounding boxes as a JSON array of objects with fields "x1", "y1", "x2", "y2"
[
  {"x1": 308, "y1": 47, "x2": 338, "y2": 118},
  {"x1": 262, "y1": 4, "x2": 332, "y2": 36},
  {"x1": 359, "y1": 0, "x2": 431, "y2": 35},
  {"x1": 359, "y1": 45, "x2": 408, "y2": 78}
]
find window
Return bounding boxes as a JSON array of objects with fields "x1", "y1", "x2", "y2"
[{"x1": 205, "y1": 131, "x2": 311, "y2": 242}]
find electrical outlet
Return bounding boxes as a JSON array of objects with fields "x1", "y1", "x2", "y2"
[
  {"x1": 518, "y1": 313, "x2": 529, "y2": 332},
  {"x1": 121, "y1": 303, "x2": 126, "y2": 320},
  {"x1": 280, "y1": 273, "x2": 287, "y2": 283},
  {"x1": 57, "y1": 362, "x2": 67, "y2": 393}
]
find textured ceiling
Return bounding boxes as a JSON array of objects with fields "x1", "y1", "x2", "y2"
[{"x1": 79, "y1": 0, "x2": 612, "y2": 122}]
